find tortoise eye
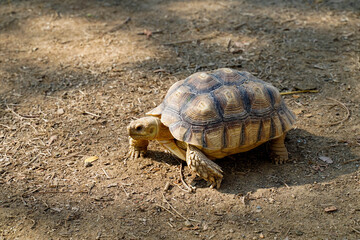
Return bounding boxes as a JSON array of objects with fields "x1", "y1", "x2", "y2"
[
  {"x1": 135, "y1": 125, "x2": 143, "y2": 131},
  {"x1": 149, "y1": 127, "x2": 155, "y2": 134}
]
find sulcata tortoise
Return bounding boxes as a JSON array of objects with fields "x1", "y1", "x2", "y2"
[{"x1": 127, "y1": 68, "x2": 296, "y2": 188}]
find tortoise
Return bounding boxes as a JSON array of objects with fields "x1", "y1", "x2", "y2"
[{"x1": 127, "y1": 68, "x2": 296, "y2": 188}]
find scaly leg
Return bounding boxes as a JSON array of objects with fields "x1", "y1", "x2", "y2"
[
  {"x1": 186, "y1": 145, "x2": 223, "y2": 189},
  {"x1": 128, "y1": 137, "x2": 149, "y2": 159},
  {"x1": 269, "y1": 134, "x2": 288, "y2": 164}
]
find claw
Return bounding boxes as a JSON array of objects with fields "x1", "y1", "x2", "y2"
[
  {"x1": 128, "y1": 138, "x2": 149, "y2": 160},
  {"x1": 128, "y1": 145, "x2": 146, "y2": 160},
  {"x1": 186, "y1": 145, "x2": 224, "y2": 189}
]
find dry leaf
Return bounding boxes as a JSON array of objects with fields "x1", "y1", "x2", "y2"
[
  {"x1": 319, "y1": 156, "x2": 333, "y2": 164},
  {"x1": 85, "y1": 156, "x2": 99, "y2": 163},
  {"x1": 48, "y1": 135, "x2": 58, "y2": 145},
  {"x1": 324, "y1": 206, "x2": 337, "y2": 213}
]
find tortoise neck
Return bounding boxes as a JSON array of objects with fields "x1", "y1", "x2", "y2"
[{"x1": 154, "y1": 118, "x2": 173, "y2": 140}]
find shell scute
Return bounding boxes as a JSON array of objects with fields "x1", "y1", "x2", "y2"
[
  {"x1": 258, "y1": 118, "x2": 272, "y2": 142},
  {"x1": 211, "y1": 68, "x2": 246, "y2": 85},
  {"x1": 164, "y1": 85, "x2": 194, "y2": 113},
  {"x1": 213, "y1": 85, "x2": 248, "y2": 121},
  {"x1": 242, "y1": 118, "x2": 262, "y2": 146},
  {"x1": 187, "y1": 126, "x2": 205, "y2": 148},
  {"x1": 186, "y1": 72, "x2": 221, "y2": 93},
  {"x1": 181, "y1": 94, "x2": 221, "y2": 125},
  {"x1": 204, "y1": 125, "x2": 224, "y2": 150},
  {"x1": 224, "y1": 123, "x2": 243, "y2": 149},
  {"x1": 169, "y1": 121, "x2": 190, "y2": 142},
  {"x1": 243, "y1": 81, "x2": 273, "y2": 116}
]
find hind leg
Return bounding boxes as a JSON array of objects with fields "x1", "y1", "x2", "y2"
[{"x1": 269, "y1": 134, "x2": 288, "y2": 164}]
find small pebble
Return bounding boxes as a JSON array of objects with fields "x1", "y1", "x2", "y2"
[
  {"x1": 57, "y1": 108, "x2": 65, "y2": 115},
  {"x1": 184, "y1": 220, "x2": 192, "y2": 227},
  {"x1": 202, "y1": 222, "x2": 209, "y2": 231},
  {"x1": 255, "y1": 206, "x2": 262, "y2": 213}
]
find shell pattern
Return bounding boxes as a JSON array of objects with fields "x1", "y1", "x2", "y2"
[{"x1": 147, "y1": 68, "x2": 296, "y2": 154}]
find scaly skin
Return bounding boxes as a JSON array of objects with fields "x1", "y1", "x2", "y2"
[
  {"x1": 268, "y1": 134, "x2": 289, "y2": 164},
  {"x1": 128, "y1": 137, "x2": 148, "y2": 159},
  {"x1": 186, "y1": 145, "x2": 223, "y2": 189}
]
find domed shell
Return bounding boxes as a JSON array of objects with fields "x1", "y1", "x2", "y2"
[{"x1": 147, "y1": 68, "x2": 296, "y2": 152}]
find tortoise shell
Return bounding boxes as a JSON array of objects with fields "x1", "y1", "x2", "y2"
[{"x1": 147, "y1": 68, "x2": 295, "y2": 157}]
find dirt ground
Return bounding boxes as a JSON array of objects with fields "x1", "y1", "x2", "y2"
[{"x1": 0, "y1": 0, "x2": 360, "y2": 239}]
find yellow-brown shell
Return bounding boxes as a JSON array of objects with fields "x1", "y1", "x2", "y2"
[{"x1": 147, "y1": 68, "x2": 296, "y2": 155}]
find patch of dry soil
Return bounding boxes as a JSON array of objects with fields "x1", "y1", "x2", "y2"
[{"x1": 1, "y1": 0, "x2": 359, "y2": 239}]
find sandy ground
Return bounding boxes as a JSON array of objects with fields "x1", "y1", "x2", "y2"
[{"x1": 0, "y1": 0, "x2": 359, "y2": 239}]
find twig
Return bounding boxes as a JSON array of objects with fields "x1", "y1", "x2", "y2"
[
  {"x1": 0, "y1": 124, "x2": 11, "y2": 129},
  {"x1": 137, "y1": 30, "x2": 163, "y2": 35},
  {"x1": 163, "y1": 34, "x2": 218, "y2": 46},
  {"x1": 57, "y1": 151, "x2": 84, "y2": 161},
  {"x1": 102, "y1": 168, "x2": 111, "y2": 179},
  {"x1": 179, "y1": 163, "x2": 195, "y2": 193},
  {"x1": 6, "y1": 105, "x2": 39, "y2": 119},
  {"x1": 156, "y1": 204, "x2": 177, "y2": 218},
  {"x1": 108, "y1": 17, "x2": 131, "y2": 33},
  {"x1": 163, "y1": 182, "x2": 171, "y2": 191},
  {"x1": 280, "y1": 90, "x2": 319, "y2": 95},
  {"x1": 175, "y1": 183, "x2": 193, "y2": 193},
  {"x1": 36, "y1": 191, "x2": 88, "y2": 194},
  {"x1": 20, "y1": 196, "x2": 28, "y2": 206},
  {"x1": 227, "y1": 39, "x2": 232, "y2": 51},
  {"x1": 25, "y1": 154, "x2": 41, "y2": 166},
  {"x1": 282, "y1": 180, "x2": 290, "y2": 189},
  {"x1": 234, "y1": 23, "x2": 247, "y2": 30},
  {"x1": 343, "y1": 157, "x2": 360, "y2": 164},
  {"x1": 29, "y1": 217, "x2": 37, "y2": 229},
  {"x1": 321, "y1": 98, "x2": 350, "y2": 126},
  {"x1": 284, "y1": 227, "x2": 291, "y2": 237},
  {"x1": 162, "y1": 193, "x2": 188, "y2": 221},
  {"x1": 351, "y1": 227, "x2": 360, "y2": 234},
  {"x1": 153, "y1": 69, "x2": 167, "y2": 73},
  {"x1": 88, "y1": 182, "x2": 96, "y2": 195},
  {"x1": 121, "y1": 184, "x2": 130, "y2": 197},
  {"x1": 83, "y1": 111, "x2": 101, "y2": 118}
]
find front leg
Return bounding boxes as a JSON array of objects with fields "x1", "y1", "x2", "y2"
[
  {"x1": 186, "y1": 145, "x2": 223, "y2": 189},
  {"x1": 128, "y1": 137, "x2": 149, "y2": 159}
]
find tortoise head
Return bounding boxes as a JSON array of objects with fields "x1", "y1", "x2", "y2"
[{"x1": 127, "y1": 116, "x2": 161, "y2": 140}]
